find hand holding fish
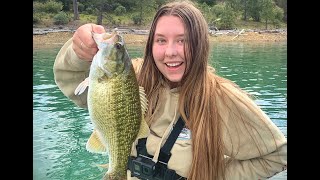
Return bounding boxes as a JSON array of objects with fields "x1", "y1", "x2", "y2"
[{"x1": 72, "y1": 23, "x2": 106, "y2": 61}]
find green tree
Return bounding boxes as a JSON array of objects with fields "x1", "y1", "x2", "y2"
[
  {"x1": 73, "y1": 0, "x2": 79, "y2": 20},
  {"x1": 272, "y1": 6, "x2": 284, "y2": 28},
  {"x1": 242, "y1": 0, "x2": 248, "y2": 21},
  {"x1": 55, "y1": 0, "x2": 71, "y2": 11},
  {"x1": 114, "y1": 5, "x2": 126, "y2": 16},
  {"x1": 109, "y1": 0, "x2": 136, "y2": 11},
  {"x1": 53, "y1": 11, "x2": 70, "y2": 25},
  {"x1": 274, "y1": 0, "x2": 286, "y2": 22},
  {"x1": 155, "y1": 0, "x2": 169, "y2": 9},
  {"x1": 198, "y1": 0, "x2": 216, "y2": 6},
  {"x1": 226, "y1": 0, "x2": 248, "y2": 21},
  {"x1": 247, "y1": 0, "x2": 262, "y2": 22},
  {"x1": 33, "y1": 0, "x2": 63, "y2": 13},
  {"x1": 212, "y1": 2, "x2": 237, "y2": 29},
  {"x1": 198, "y1": 2, "x2": 215, "y2": 26},
  {"x1": 260, "y1": 0, "x2": 282, "y2": 29},
  {"x1": 87, "y1": 0, "x2": 116, "y2": 25},
  {"x1": 132, "y1": 0, "x2": 157, "y2": 25}
]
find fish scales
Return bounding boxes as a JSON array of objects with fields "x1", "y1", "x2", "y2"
[
  {"x1": 88, "y1": 67, "x2": 142, "y2": 178},
  {"x1": 75, "y1": 32, "x2": 149, "y2": 180}
]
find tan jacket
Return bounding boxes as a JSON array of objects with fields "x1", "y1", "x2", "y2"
[{"x1": 53, "y1": 39, "x2": 287, "y2": 180}]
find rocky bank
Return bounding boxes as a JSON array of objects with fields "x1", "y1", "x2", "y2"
[{"x1": 33, "y1": 27, "x2": 287, "y2": 49}]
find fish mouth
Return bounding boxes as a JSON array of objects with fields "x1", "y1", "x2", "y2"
[
  {"x1": 102, "y1": 32, "x2": 124, "y2": 45},
  {"x1": 102, "y1": 33, "x2": 114, "y2": 40}
]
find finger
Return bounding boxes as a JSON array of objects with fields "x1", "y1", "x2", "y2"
[
  {"x1": 78, "y1": 24, "x2": 105, "y2": 49},
  {"x1": 79, "y1": 26, "x2": 97, "y2": 49},
  {"x1": 91, "y1": 24, "x2": 106, "y2": 34},
  {"x1": 73, "y1": 43, "x2": 94, "y2": 61},
  {"x1": 72, "y1": 34, "x2": 95, "y2": 61},
  {"x1": 72, "y1": 44, "x2": 91, "y2": 61},
  {"x1": 78, "y1": 39, "x2": 99, "y2": 58},
  {"x1": 83, "y1": 24, "x2": 106, "y2": 49},
  {"x1": 74, "y1": 30, "x2": 99, "y2": 57},
  {"x1": 72, "y1": 23, "x2": 105, "y2": 61}
]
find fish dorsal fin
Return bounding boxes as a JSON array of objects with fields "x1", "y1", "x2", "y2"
[
  {"x1": 74, "y1": 77, "x2": 89, "y2": 95},
  {"x1": 86, "y1": 129, "x2": 108, "y2": 154},
  {"x1": 136, "y1": 86, "x2": 150, "y2": 139}
]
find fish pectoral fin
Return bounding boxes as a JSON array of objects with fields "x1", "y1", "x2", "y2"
[
  {"x1": 139, "y1": 86, "x2": 148, "y2": 116},
  {"x1": 74, "y1": 77, "x2": 89, "y2": 95},
  {"x1": 86, "y1": 129, "x2": 108, "y2": 154}
]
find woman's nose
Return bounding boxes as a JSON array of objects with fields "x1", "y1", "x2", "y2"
[{"x1": 165, "y1": 42, "x2": 178, "y2": 57}]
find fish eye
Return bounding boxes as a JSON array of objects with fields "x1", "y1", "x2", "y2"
[{"x1": 115, "y1": 42, "x2": 122, "y2": 49}]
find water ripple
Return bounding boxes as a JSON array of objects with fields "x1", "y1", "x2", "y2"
[{"x1": 34, "y1": 42, "x2": 287, "y2": 179}]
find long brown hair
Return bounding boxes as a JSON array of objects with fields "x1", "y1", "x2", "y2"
[
  {"x1": 138, "y1": 1, "x2": 225, "y2": 179},
  {"x1": 138, "y1": 1, "x2": 273, "y2": 179}
]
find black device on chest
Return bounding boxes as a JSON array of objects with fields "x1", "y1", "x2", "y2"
[{"x1": 128, "y1": 116, "x2": 187, "y2": 180}]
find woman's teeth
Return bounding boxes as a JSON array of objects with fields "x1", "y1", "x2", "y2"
[{"x1": 166, "y1": 62, "x2": 181, "y2": 67}]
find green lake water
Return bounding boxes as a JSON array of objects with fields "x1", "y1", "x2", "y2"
[{"x1": 33, "y1": 41, "x2": 287, "y2": 180}]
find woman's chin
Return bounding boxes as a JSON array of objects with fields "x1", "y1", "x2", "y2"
[{"x1": 166, "y1": 77, "x2": 182, "y2": 88}]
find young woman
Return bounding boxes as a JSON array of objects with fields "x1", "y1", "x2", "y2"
[{"x1": 53, "y1": 1, "x2": 287, "y2": 179}]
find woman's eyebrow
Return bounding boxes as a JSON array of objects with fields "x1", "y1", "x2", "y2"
[
  {"x1": 154, "y1": 33, "x2": 185, "y2": 37},
  {"x1": 154, "y1": 33, "x2": 165, "y2": 37}
]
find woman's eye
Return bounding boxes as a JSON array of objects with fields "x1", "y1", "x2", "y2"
[
  {"x1": 156, "y1": 39, "x2": 166, "y2": 44},
  {"x1": 115, "y1": 42, "x2": 123, "y2": 49},
  {"x1": 177, "y1": 39, "x2": 184, "y2": 44}
]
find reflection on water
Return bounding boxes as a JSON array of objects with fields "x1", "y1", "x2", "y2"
[
  {"x1": 210, "y1": 42, "x2": 287, "y2": 134},
  {"x1": 33, "y1": 42, "x2": 286, "y2": 179}
]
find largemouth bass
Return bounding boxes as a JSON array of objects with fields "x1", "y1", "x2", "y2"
[{"x1": 75, "y1": 32, "x2": 149, "y2": 180}]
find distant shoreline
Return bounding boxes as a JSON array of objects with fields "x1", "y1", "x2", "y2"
[{"x1": 33, "y1": 27, "x2": 287, "y2": 49}]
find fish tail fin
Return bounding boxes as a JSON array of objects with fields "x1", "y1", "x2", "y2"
[{"x1": 103, "y1": 171, "x2": 126, "y2": 180}]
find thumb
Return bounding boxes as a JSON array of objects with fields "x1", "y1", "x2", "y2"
[{"x1": 92, "y1": 24, "x2": 106, "y2": 34}]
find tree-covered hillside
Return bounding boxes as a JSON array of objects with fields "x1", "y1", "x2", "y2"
[{"x1": 33, "y1": 0, "x2": 287, "y2": 30}]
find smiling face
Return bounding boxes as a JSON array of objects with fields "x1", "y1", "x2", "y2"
[{"x1": 152, "y1": 15, "x2": 186, "y2": 88}]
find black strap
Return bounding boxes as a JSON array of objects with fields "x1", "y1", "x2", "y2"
[
  {"x1": 136, "y1": 116, "x2": 186, "y2": 163},
  {"x1": 136, "y1": 138, "x2": 151, "y2": 158},
  {"x1": 130, "y1": 116, "x2": 187, "y2": 180},
  {"x1": 158, "y1": 116, "x2": 185, "y2": 163}
]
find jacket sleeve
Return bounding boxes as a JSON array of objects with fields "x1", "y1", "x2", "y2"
[
  {"x1": 53, "y1": 38, "x2": 91, "y2": 108},
  {"x1": 217, "y1": 83, "x2": 287, "y2": 180}
]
